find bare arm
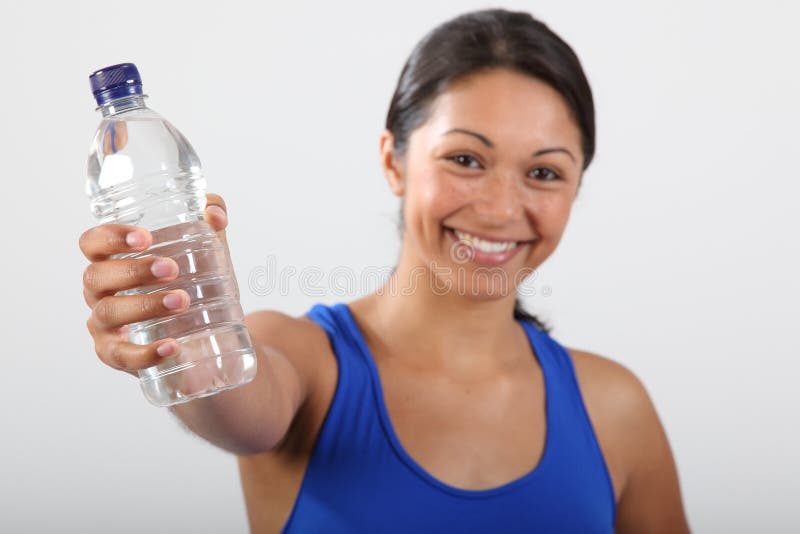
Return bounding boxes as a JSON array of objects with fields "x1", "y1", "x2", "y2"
[
  {"x1": 614, "y1": 371, "x2": 691, "y2": 533},
  {"x1": 168, "y1": 310, "x2": 316, "y2": 455},
  {"x1": 570, "y1": 349, "x2": 690, "y2": 533}
]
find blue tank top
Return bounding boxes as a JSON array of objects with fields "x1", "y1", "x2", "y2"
[{"x1": 281, "y1": 302, "x2": 616, "y2": 533}]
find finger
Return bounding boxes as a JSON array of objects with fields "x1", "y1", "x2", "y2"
[
  {"x1": 79, "y1": 224, "x2": 152, "y2": 262},
  {"x1": 204, "y1": 193, "x2": 229, "y2": 252},
  {"x1": 94, "y1": 328, "x2": 181, "y2": 375},
  {"x1": 83, "y1": 256, "x2": 180, "y2": 299},
  {"x1": 92, "y1": 290, "x2": 190, "y2": 330},
  {"x1": 84, "y1": 286, "x2": 98, "y2": 308},
  {"x1": 206, "y1": 192, "x2": 227, "y2": 214},
  {"x1": 205, "y1": 193, "x2": 228, "y2": 232},
  {"x1": 86, "y1": 316, "x2": 127, "y2": 340},
  {"x1": 206, "y1": 204, "x2": 228, "y2": 233},
  {"x1": 103, "y1": 121, "x2": 129, "y2": 155}
]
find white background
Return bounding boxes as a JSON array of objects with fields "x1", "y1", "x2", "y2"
[{"x1": 1, "y1": 0, "x2": 798, "y2": 532}]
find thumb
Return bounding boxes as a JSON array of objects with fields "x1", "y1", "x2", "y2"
[{"x1": 204, "y1": 193, "x2": 228, "y2": 234}]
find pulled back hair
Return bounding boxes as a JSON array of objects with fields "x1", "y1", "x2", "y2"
[{"x1": 384, "y1": 8, "x2": 596, "y2": 333}]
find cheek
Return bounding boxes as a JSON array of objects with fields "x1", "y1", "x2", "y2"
[
  {"x1": 524, "y1": 193, "x2": 573, "y2": 237},
  {"x1": 409, "y1": 169, "x2": 470, "y2": 221}
]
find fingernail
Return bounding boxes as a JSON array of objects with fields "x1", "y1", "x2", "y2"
[
  {"x1": 151, "y1": 258, "x2": 177, "y2": 278},
  {"x1": 126, "y1": 231, "x2": 145, "y2": 248},
  {"x1": 163, "y1": 292, "x2": 187, "y2": 310},
  {"x1": 157, "y1": 341, "x2": 176, "y2": 357},
  {"x1": 207, "y1": 205, "x2": 227, "y2": 223}
]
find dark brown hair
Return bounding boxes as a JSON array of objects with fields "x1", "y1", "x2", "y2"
[{"x1": 385, "y1": 8, "x2": 596, "y2": 333}]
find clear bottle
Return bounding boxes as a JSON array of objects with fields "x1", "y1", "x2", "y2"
[{"x1": 86, "y1": 63, "x2": 256, "y2": 407}]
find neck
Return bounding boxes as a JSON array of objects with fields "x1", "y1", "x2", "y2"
[{"x1": 361, "y1": 245, "x2": 524, "y2": 375}]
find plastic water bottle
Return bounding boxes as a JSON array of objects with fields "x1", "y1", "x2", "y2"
[{"x1": 86, "y1": 63, "x2": 257, "y2": 407}]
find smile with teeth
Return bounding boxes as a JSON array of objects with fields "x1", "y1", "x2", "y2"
[{"x1": 453, "y1": 229, "x2": 520, "y2": 254}]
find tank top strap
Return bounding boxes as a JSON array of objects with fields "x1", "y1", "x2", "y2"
[
  {"x1": 518, "y1": 320, "x2": 580, "y2": 433},
  {"x1": 520, "y1": 320, "x2": 616, "y2": 521},
  {"x1": 303, "y1": 302, "x2": 385, "y2": 455}
]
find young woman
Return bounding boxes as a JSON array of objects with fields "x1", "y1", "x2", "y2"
[{"x1": 80, "y1": 9, "x2": 689, "y2": 533}]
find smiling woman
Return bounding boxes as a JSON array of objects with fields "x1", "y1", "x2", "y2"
[
  {"x1": 380, "y1": 74, "x2": 575, "y2": 299},
  {"x1": 80, "y1": 7, "x2": 690, "y2": 534},
  {"x1": 382, "y1": 15, "x2": 595, "y2": 334},
  {"x1": 385, "y1": 72, "x2": 586, "y2": 331}
]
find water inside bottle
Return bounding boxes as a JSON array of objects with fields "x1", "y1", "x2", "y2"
[{"x1": 114, "y1": 220, "x2": 257, "y2": 406}]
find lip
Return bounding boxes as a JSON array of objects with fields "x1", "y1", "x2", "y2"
[{"x1": 444, "y1": 226, "x2": 533, "y2": 267}]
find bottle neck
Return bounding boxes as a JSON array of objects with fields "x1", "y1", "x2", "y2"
[{"x1": 99, "y1": 94, "x2": 148, "y2": 117}]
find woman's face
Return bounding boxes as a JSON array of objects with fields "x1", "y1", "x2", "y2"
[{"x1": 381, "y1": 67, "x2": 584, "y2": 300}]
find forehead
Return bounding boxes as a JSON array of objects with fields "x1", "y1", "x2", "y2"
[{"x1": 421, "y1": 68, "x2": 581, "y2": 148}]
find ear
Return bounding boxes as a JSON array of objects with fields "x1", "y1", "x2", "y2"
[{"x1": 379, "y1": 129, "x2": 405, "y2": 197}]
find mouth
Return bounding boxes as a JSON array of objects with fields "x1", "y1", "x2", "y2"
[{"x1": 443, "y1": 225, "x2": 536, "y2": 266}]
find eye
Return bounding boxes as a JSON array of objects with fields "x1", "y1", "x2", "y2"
[
  {"x1": 446, "y1": 154, "x2": 483, "y2": 169},
  {"x1": 528, "y1": 167, "x2": 561, "y2": 182}
]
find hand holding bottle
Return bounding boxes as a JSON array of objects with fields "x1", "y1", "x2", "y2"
[{"x1": 80, "y1": 194, "x2": 231, "y2": 375}]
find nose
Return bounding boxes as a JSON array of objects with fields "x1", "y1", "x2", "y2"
[{"x1": 472, "y1": 172, "x2": 524, "y2": 226}]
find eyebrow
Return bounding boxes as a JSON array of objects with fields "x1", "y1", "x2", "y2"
[{"x1": 442, "y1": 128, "x2": 577, "y2": 163}]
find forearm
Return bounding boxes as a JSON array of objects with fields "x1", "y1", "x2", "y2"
[{"x1": 168, "y1": 345, "x2": 302, "y2": 455}]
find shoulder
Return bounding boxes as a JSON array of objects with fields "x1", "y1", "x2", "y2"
[
  {"x1": 566, "y1": 347, "x2": 659, "y2": 471},
  {"x1": 243, "y1": 308, "x2": 338, "y2": 409},
  {"x1": 566, "y1": 348, "x2": 690, "y2": 532},
  {"x1": 244, "y1": 310, "x2": 328, "y2": 357},
  {"x1": 242, "y1": 308, "x2": 339, "y2": 449},
  {"x1": 564, "y1": 348, "x2": 647, "y2": 498},
  {"x1": 567, "y1": 348, "x2": 651, "y2": 424}
]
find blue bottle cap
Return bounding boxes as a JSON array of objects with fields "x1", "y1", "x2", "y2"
[{"x1": 89, "y1": 63, "x2": 143, "y2": 106}]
